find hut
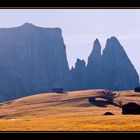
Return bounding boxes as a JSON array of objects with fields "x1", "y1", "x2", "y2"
[
  {"x1": 52, "y1": 88, "x2": 64, "y2": 93},
  {"x1": 134, "y1": 86, "x2": 140, "y2": 92},
  {"x1": 122, "y1": 102, "x2": 140, "y2": 114}
]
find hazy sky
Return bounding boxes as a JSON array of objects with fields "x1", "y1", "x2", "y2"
[{"x1": 0, "y1": 9, "x2": 140, "y2": 76}]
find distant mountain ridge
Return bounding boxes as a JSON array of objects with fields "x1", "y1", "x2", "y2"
[
  {"x1": 71, "y1": 36, "x2": 139, "y2": 91},
  {"x1": 0, "y1": 23, "x2": 139, "y2": 102}
]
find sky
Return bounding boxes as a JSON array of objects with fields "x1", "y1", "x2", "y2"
[{"x1": 0, "y1": 9, "x2": 140, "y2": 76}]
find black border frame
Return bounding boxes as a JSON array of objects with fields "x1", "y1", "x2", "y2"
[{"x1": 0, "y1": 0, "x2": 140, "y2": 137}]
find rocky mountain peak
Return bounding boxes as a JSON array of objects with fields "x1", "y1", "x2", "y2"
[
  {"x1": 21, "y1": 23, "x2": 35, "y2": 28},
  {"x1": 70, "y1": 58, "x2": 87, "y2": 90},
  {"x1": 75, "y1": 58, "x2": 86, "y2": 67},
  {"x1": 101, "y1": 36, "x2": 139, "y2": 90},
  {"x1": 72, "y1": 36, "x2": 139, "y2": 91},
  {"x1": 105, "y1": 36, "x2": 122, "y2": 50},
  {"x1": 89, "y1": 38, "x2": 101, "y2": 58}
]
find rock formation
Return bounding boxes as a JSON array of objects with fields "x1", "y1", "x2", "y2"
[
  {"x1": 86, "y1": 39, "x2": 102, "y2": 89},
  {"x1": 100, "y1": 37, "x2": 139, "y2": 90},
  {"x1": 0, "y1": 23, "x2": 72, "y2": 102},
  {"x1": 0, "y1": 23, "x2": 139, "y2": 102},
  {"x1": 70, "y1": 58, "x2": 87, "y2": 90},
  {"x1": 72, "y1": 36, "x2": 139, "y2": 91}
]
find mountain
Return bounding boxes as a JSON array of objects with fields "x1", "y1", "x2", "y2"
[
  {"x1": 72, "y1": 37, "x2": 139, "y2": 91},
  {"x1": 100, "y1": 37, "x2": 139, "y2": 90},
  {"x1": 0, "y1": 23, "x2": 139, "y2": 102},
  {"x1": 0, "y1": 23, "x2": 72, "y2": 102},
  {"x1": 70, "y1": 58, "x2": 87, "y2": 90},
  {"x1": 86, "y1": 39, "x2": 102, "y2": 89}
]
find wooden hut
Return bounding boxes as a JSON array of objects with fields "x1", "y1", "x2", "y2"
[{"x1": 122, "y1": 102, "x2": 140, "y2": 114}]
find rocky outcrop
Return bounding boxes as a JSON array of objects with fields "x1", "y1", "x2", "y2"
[
  {"x1": 0, "y1": 23, "x2": 72, "y2": 102},
  {"x1": 86, "y1": 39, "x2": 102, "y2": 89},
  {"x1": 70, "y1": 58, "x2": 87, "y2": 90},
  {"x1": 72, "y1": 36, "x2": 139, "y2": 91},
  {"x1": 100, "y1": 37, "x2": 139, "y2": 90}
]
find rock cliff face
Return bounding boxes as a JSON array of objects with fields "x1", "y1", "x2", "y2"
[
  {"x1": 0, "y1": 23, "x2": 72, "y2": 102},
  {"x1": 86, "y1": 39, "x2": 102, "y2": 89},
  {"x1": 70, "y1": 58, "x2": 87, "y2": 90},
  {"x1": 71, "y1": 37, "x2": 139, "y2": 91},
  {"x1": 100, "y1": 37, "x2": 139, "y2": 90}
]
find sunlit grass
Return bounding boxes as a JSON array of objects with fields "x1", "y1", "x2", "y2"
[
  {"x1": 0, "y1": 89, "x2": 139, "y2": 131},
  {"x1": 0, "y1": 115, "x2": 140, "y2": 131}
]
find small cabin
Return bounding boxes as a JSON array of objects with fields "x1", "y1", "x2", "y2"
[
  {"x1": 52, "y1": 88, "x2": 64, "y2": 93},
  {"x1": 134, "y1": 86, "x2": 140, "y2": 92},
  {"x1": 122, "y1": 102, "x2": 140, "y2": 114}
]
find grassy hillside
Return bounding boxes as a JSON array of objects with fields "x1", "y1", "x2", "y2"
[{"x1": 0, "y1": 89, "x2": 140, "y2": 131}]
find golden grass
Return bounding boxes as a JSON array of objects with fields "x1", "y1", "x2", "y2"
[
  {"x1": 1, "y1": 115, "x2": 140, "y2": 131},
  {"x1": 0, "y1": 89, "x2": 139, "y2": 131}
]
